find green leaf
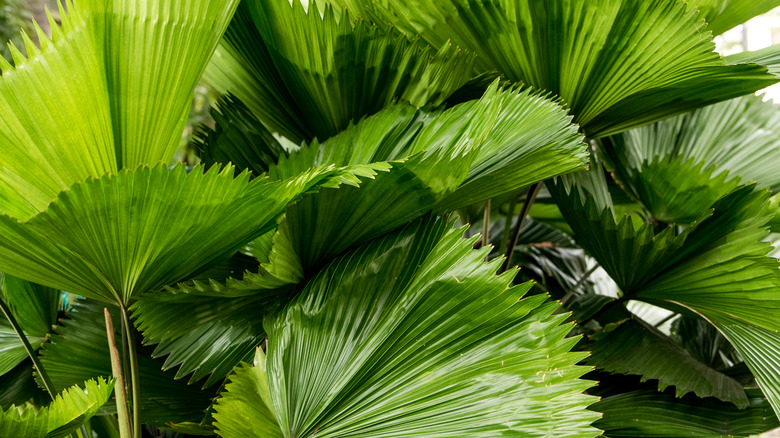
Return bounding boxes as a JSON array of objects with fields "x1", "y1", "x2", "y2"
[
  {"x1": 608, "y1": 154, "x2": 740, "y2": 224},
  {"x1": 585, "y1": 318, "x2": 748, "y2": 407},
  {"x1": 0, "y1": 0, "x2": 240, "y2": 218},
  {"x1": 600, "y1": 94, "x2": 780, "y2": 223},
  {"x1": 689, "y1": 0, "x2": 780, "y2": 35},
  {"x1": 727, "y1": 43, "x2": 780, "y2": 77},
  {"x1": 213, "y1": 349, "x2": 281, "y2": 438},
  {"x1": 0, "y1": 275, "x2": 60, "y2": 375},
  {"x1": 0, "y1": 3, "x2": 115, "y2": 218},
  {"x1": 435, "y1": 88, "x2": 588, "y2": 210},
  {"x1": 204, "y1": 0, "x2": 475, "y2": 142},
  {"x1": 548, "y1": 175, "x2": 701, "y2": 295},
  {"x1": 74, "y1": 0, "x2": 241, "y2": 169},
  {"x1": 195, "y1": 95, "x2": 288, "y2": 176},
  {"x1": 334, "y1": 0, "x2": 777, "y2": 137},
  {"x1": 220, "y1": 84, "x2": 587, "y2": 276},
  {"x1": 592, "y1": 388, "x2": 779, "y2": 437},
  {"x1": 0, "y1": 360, "x2": 47, "y2": 410},
  {"x1": 213, "y1": 217, "x2": 600, "y2": 437},
  {"x1": 39, "y1": 299, "x2": 217, "y2": 426},
  {"x1": 0, "y1": 163, "x2": 344, "y2": 304},
  {"x1": 131, "y1": 289, "x2": 286, "y2": 387},
  {"x1": 0, "y1": 377, "x2": 114, "y2": 438},
  {"x1": 553, "y1": 173, "x2": 780, "y2": 417}
]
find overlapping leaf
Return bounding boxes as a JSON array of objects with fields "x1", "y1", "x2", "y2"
[
  {"x1": 585, "y1": 318, "x2": 748, "y2": 407},
  {"x1": 131, "y1": 288, "x2": 286, "y2": 387},
  {"x1": 0, "y1": 275, "x2": 59, "y2": 375},
  {"x1": 213, "y1": 218, "x2": 600, "y2": 437},
  {"x1": 689, "y1": 0, "x2": 780, "y2": 35},
  {"x1": 204, "y1": 0, "x2": 475, "y2": 142},
  {"x1": 0, "y1": 378, "x2": 113, "y2": 438},
  {"x1": 39, "y1": 300, "x2": 217, "y2": 426},
  {"x1": 0, "y1": 0, "x2": 240, "y2": 219},
  {"x1": 552, "y1": 171, "x2": 780, "y2": 416},
  {"x1": 0, "y1": 163, "x2": 346, "y2": 304},
  {"x1": 600, "y1": 94, "x2": 780, "y2": 222},
  {"x1": 592, "y1": 389, "x2": 779, "y2": 437},
  {"x1": 331, "y1": 0, "x2": 777, "y2": 137},
  {"x1": 200, "y1": 85, "x2": 586, "y2": 279}
]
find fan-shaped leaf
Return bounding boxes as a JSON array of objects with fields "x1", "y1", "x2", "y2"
[
  {"x1": 0, "y1": 378, "x2": 113, "y2": 438},
  {"x1": 0, "y1": 0, "x2": 240, "y2": 218},
  {"x1": 592, "y1": 388, "x2": 779, "y2": 437},
  {"x1": 213, "y1": 218, "x2": 600, "y2": 437},
  {"x1": 586, "y1": 318, "x2": 748, "y2": 407},
  {"x1": 40, "y1": 300, "x2": 217, "y2": 426},
  {"x1": 204, "y1": 0, "x2": 475, "y2": 142},
  {"x1": 689, "y1": 0, "x2": 780, "y2": 36},
  {"x1": 600, "y1": 95, "x2": 780, "y2": 223},
  {"x1": 333, "y1": 0, "x2": 777, "y2": 137},
  {"x1": 0, "y1": 164, "x2": 345, "y2": 304}
]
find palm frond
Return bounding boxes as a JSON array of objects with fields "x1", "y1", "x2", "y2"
[
  {"x1": 0, "y1": 378, "x2": 113, "y2": 438},
  {"x1": 332, "y1": 0, "x2": 777, "y2": 137},
  {"x1": 213, "y1": 217, "x2": 600, "y2": 437},
  {"x1": 204, "y1": 0, "x2": 475, "y2": 142}
]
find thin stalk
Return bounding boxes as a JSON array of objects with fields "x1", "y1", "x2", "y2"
[
  {"x1": 654, "y1": 313, "x2": 678, "y2": 328},
  {"x1": 120, "y1": 307, "x2": 141, "y2": 438},
  {"x1": 498, "y1": 193, "x2": 520, "y2": 256},
  {"x1": 0, "y1": 296, "x2": 56, "y2": 400},
  {"x1": 501, "y1": 183, "x2": 542, "y2": 272},
  {"x1": 482, "y1": 200, "x2": 491, "y2": 258},
  {"x1": 556, "y1": 263, "x2": 600, "y2": 313},
  {"x1": 104, "y1": 308, "x2": 132, "y2": 438},
  {"x1": 579, "y1": 296, "x2": 629, "y2": 326}
]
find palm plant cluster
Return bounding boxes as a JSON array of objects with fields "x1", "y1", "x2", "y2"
[{"x1": 2, "y1": 0, "x2": 780, "y2": 437}]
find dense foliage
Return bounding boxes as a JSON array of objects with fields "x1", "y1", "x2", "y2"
[{"x1": 1, "y1": 0, "x2": 780, "y2": 437}]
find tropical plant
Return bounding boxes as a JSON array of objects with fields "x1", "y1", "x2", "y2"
[{"x1": 1, "y1": 0, "x2": 780, "y2": 437}]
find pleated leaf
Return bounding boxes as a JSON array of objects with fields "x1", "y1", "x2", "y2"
[
  {"x1": 689, "y1": 0, "x2": 780, "y2": 35},
  {"x1": 131, "y1": 289, "x2": 286, "y2": 387},
  {"x1": 601, "y1": 94, "x2": 780, "y2": 223},
  {"x1": 636, "y1": 186, "x2": 780, "y2": 416},
  {"x1": 0, "y1": 3, "x2": 115, "y2": 219},
  {"x1": 0, "y1": 0, "x2": 240, "y2": 218},
  {"x1": 0, "y1": 378, "x2": 113, "y2": 438},
  {"x1": 0, "y1": 163, "x2": 345, "y2": 304},
  {"x1": 0, "y1": 275, "x2": 60, "y2": 375},
  {"x1": 201, "y1": 84, "x2": 586, "y2": 280},
  {"x1": 39, "y1": 300, "x2": 217, "y2": 426},
  {"x1": 213, "y1": 218, "x2": 600, "y2": 437},
  {"x1": 554, "y1": 173, "x2": 780, "y2": 416},
  {"x1": 333, "y1": 0, "x2": 777, "y2": 137},
  {"x1": 195, "y1": 95, "x2": 288, "y2": 176},
  {"x1": 74, "y1": 0, "x2": 241, "y2": 168},
  {"x1": 585, "y1": 318, "x2": 748, "y2": 407},
  {"x1": 592, "y1": 389, "x2": 779, "y2": 437},
  {"x1": 204, "y1": 0, "x2": 475, "y2": 142}
]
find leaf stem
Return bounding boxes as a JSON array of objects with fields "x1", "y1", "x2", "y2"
[
  {"x1": 482, "y1": 199, "x2": 491, "y2": 258},
  {"x1": 104, "y1": 308, "x2": 132, "y2": 438},
  {"x1": 557, "y1": 263, "x2": 600, "y2": 311},
  {"x1": 0, "y1": 295, "x2": 57, "y2": 400},
  {"x1": 501, "y1": 183, "x2": 542, "y2": 272},
  {"x1": 120, "y1": 307, "x2": 142, "y2": 438},
  {"x1": 498, "y1": 193, "x2": 520, "y2": 256}
]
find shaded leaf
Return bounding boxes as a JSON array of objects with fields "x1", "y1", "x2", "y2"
[
  {"x1": 586, "y1": 318, "x2": 748, "y2": 407},
  {"x1": 39, "y1": 300, "x2": 217, "y2": 426},
  {"x1": 204, "y1": 0, "x2": 475, "y2": 142},
  {"x1": 333, "y1": 0, "x2": 777, "y2": 137},
  {"x1": 592, "y1": 388, "x2": 779, "y2": 437}
]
